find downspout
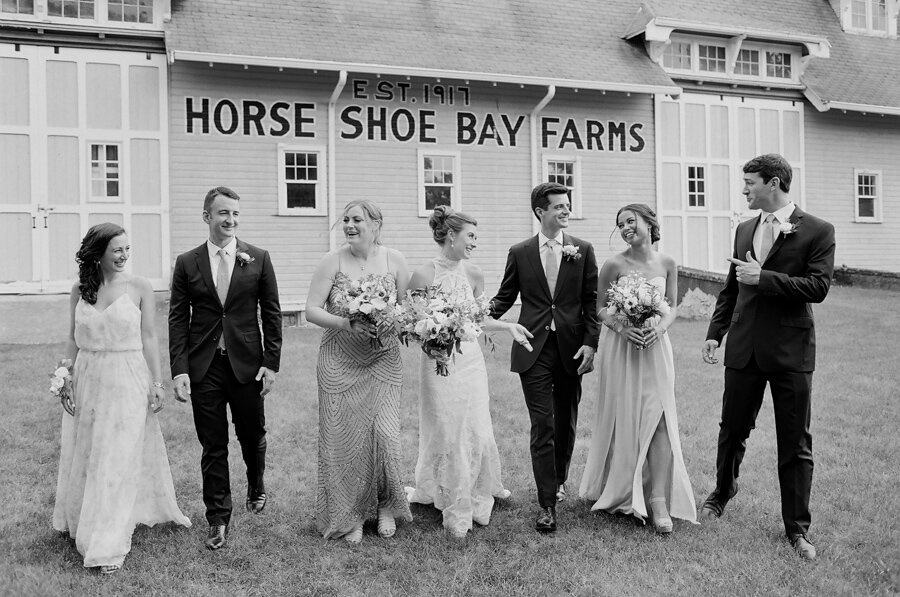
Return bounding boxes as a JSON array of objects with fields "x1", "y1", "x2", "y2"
[
  {"x1": 530, "y1": 85, "x2": 555, "y2": 234},
  {"x1": 328, "y1": 70, "x2": 348, "y2": 252}
]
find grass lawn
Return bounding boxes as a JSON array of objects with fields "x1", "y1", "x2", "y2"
[{"x1": 0, "y1": 285, "x2": 897, "y2": 596}]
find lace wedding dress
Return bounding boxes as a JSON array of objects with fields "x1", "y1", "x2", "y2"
[
  {"x1": 579, "y1": 276, "x2": 697, "y2": 524},
  {"x1": 406, "y1": 257, "x2": 510, "y2": 536},
  {"x1": 53, "y1": 292, "x2": 190, "y2": 569}
]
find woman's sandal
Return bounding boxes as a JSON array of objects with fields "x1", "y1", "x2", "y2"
[
  {"x1": 377, "y1": 507, "x2": 396, "y2": 538},
  {"x1": 649, "y1": 497, "x2": 673, "y2": 534},
  {"x1": 98, "y1": 565, "x2": 121, "y2": 575},
  {"x1": 344, "y1": 524, "x2": 363, "y2": 544}
]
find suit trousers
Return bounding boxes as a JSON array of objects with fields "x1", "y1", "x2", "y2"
[
  {"x1": 715, "y1": 354, "x2": 813, "y2": 537},
  {"x1": 519, "y1": 332, "x2": 583, "y2": 508},
  {"x1": 191, "y1": 351, "x2": 267, "y2": 525}
]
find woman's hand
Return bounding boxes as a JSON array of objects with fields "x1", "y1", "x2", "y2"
[
  {"x1": 148, "y1": 383, "x2": 165, "y2": 413},
  {"x1": 507, "y1": 322, "x2": 534, "y2": 352},
  {"x1": 347, "y1": 318, "x2": 377, "y2": 338},
  {"x1": 620, "y1": 326, "x2": 645, "y2": 348},
  {"x1": 61, "y1": 378, "x2": 75, "y2": 416},
  {"x1": 641, "y1": 326, "x2": 665, "y2": 350}
]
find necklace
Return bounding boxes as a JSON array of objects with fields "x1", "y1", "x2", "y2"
[{"x1": 350, "y1": 246, "x2": 375, "y2": 271}]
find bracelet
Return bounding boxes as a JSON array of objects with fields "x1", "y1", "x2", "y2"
[{"x1": 151, "y1": 382, "x2": 164, "y2": 389}]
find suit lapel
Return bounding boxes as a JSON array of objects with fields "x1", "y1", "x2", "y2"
[
  {"x1": 763, "y1": 208, "x2": 803, "y2": 264},
  {"x1": 194, "y1": 243, "x2": 220, "y2": 305},
  {"x1": 525, "y1": 235, "x2": 553, "y2": 300},
  {"x1": 738, "y1": 218, "x2": 758, "y2": 261}
]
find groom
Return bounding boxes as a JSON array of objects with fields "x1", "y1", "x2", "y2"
[
  {"x1": 169, "y1": 186, "x2": 282, "y2": 550},
  {"x1": 490, "y1": 182, "x2": 600, "y2": 533},
  {"x1": 701, "y1": 154, "x2": 834, "y2": 560}
]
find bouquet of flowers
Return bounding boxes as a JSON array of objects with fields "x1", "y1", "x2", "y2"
[
  {"x1": 394, "y1": 286, "x2": 492, "y2": 376},
  {"x1": 341, "y1": 274, "x2": 398, "y2": 348},
  {"x1": 605, "y1": 271, "x2": 671, "y2": 333},
  {"x1": 50, "y1": 358, "x2": 74, "y2": 410}
]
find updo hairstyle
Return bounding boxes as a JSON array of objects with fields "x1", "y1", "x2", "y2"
[
  {"x1": 429, "y1": 206, "x2": 478, "y2": 245},
  {"x1": 617, "y1": 203, "x2": 660, "y2": 244}
]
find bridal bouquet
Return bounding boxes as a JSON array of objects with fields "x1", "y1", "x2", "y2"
[
  {"x1": 605, "y1": 271, "x2": 671, "y2": 331},
  {"x1": 49, "y1": 359, "x2": 74, "y2": 408},
  {"x1": 394, "y1": 286, "x2": 492, "y2": 376},
  {"x1": 342, "y1": 274, "x2": 398, "y2": 348}
]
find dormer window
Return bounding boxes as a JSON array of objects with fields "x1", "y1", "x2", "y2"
[
  {"x1": 663, "y1": 42, "x2": 692, "y2": 70},
  {"x1": 766, "y1": 51, "x2": 792, "y2": 79},
  {"x1": 735, "y1": 49, "x2": 760, "y2": 76},
  {"x1": 1, "y1": 0, "x2": 34, "y2": 14},
  {"x1": 656, "y1": 35, "x2": 802, "y2": 84},
  {"x1": 851, "y1": 0, "x2": 888, "y2": 32},
  {"x1": 698, "y1": 44, "x2": 726, "y2": 73},
  {"x1": 48, "y1": 0, "x2": 95, "y2": 19}
]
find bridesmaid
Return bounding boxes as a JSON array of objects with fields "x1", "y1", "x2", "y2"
[
  {"x1": 305, "y1": 200, "x2": 412, "y2": 543},
  {"x1": 53, "y1": 223, "x2": 190, "y2": 574},
  {"x1": 578, "y1": 204, "x2": 697, "y2": 533}
]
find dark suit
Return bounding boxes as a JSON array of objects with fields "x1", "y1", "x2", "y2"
[
  {"x1": 706, "y1": 206, "x2": 834, "y2": 537},
  {"x1": 491, "y1": 233, "x2": 600, "y2": 507},
  {"x1": 169, "y1": 239, "x2": 282, "y2": 525}
]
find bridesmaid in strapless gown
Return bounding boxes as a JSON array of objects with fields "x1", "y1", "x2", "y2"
[
  {"x1": 53, "y1": 224, "x2": 190, "y2": 574},
  {"x1": 579, "y1": 205, "x2": 697, "y2": 533}
]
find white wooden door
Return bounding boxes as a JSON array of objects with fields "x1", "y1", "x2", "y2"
[
  {"x1": 655, "y1": 93, "x2": 804, "y2": 273},
  {"x1": 0, "y1": 44, "x2": 169, "y2": 293}
]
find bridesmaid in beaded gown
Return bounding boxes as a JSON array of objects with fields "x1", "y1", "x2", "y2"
[
  {"x1": 53, "y1": 224, "x2": 190, "y2": 574},
  {"x1": 305, "y1": 201, "x2": 412, "y2": 543}
]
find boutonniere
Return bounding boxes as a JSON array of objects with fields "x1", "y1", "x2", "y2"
[
  {"x1": 561, "y1": 244, "x2": 582, "y2": 262},
  {"x1": 236, "y1": 251, "x2": 255, "y2": 267},
  {"x1": 778, "y1": 221, "x2": 799, "y2": 236}
]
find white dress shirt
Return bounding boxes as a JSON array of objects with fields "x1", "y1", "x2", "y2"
[
  {"x1": 753, "y1": 202, "x2": 795, "y2": 260},
  {"x1": 207, "y1": 237, "x2": 237, "y2": 290},
  {"x1": 538, "y1": 230, "x2": 563, "y2": 274}
]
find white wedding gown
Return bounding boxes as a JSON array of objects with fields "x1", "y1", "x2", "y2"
[{"x1": 406, "y1": 257, "x2": 510, "y2": 535}]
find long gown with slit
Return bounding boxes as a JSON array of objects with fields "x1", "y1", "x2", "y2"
[
  {"x1": 315, "y1": 269, "x2": 412, "y2": 539},
  {"x1": 405, "y1": 256, "x2": 510, "y2": 535},
  {"x1": 579, "y1": 276, "x2": 697, "y2": 524},
  {"x1": 53, "y1": 292, "x2": 191, "y2": 569}
]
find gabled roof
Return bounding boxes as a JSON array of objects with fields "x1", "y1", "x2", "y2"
[
  {"x1": 627, "y1": 0, "x2": 900, "y2": 114},
  {"x1": 165, "y1": 0, "x2": 679, "y2": 94}
]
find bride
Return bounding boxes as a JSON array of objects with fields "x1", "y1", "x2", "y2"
[
  {"x1": 578, "y1": 204, "x2": 697, "y2": 533},
  {"x1": 405, "y1": 206, "x2": 530, "y2": 538}
]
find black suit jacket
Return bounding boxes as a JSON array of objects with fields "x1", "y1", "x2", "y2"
[
  {"x1": 707, "y1": 207, "x2": 835, "y2": 372},
  {"x1": 169, "y1": 239, "x2": 282, "y2": 385},
  {"x1": 490, "y1": 233, "x2": 600, "y2": 375}
]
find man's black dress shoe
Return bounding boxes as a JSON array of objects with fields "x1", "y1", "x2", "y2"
[
  {"x1": 246, "y1": 489, "x2": 267, "y2": 514},
  {"x1": 205, "y1": 524, "x2": 228, "y2": 550},
  {"x1": 700, "y1": 482, "x2": 738, "y2": 521},
  {"x1": 535, "y1": 507, "x2": 557, "y2": 533}
]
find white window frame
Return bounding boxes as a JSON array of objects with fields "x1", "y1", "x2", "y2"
[
  {"x1": 417, "y1": 149, "x2": 461, "y2": 217},
  {"x1": 697, "y1": 43, "x2": 727, "y2": 74},
  {"x1": 277, "y1": 144, "x2": 327, "y2": 216},
  {"x1": 848, "y1": 0, "x2": 890, "y2": 34},
  {"x1": 6, "y1": 0, "x2": 164, "y2": 28},
  {"x1": 660, "y1": 35, "x2": 801, "y2": 84},
  {"x1": 87, "y1": 141, "x2": 123, "y2": 203},
  {"x1": 686, "y1": 164, "x2": 707, "y2": 210},
  {"x1": 542, "y1": 154, "x2": 583, "y2": 219},
  {"x1": 854, "y1": 168, "x2": 883, "y2": 222},
  {"x1": 0, "y1": 0, "x2": 35, "y2": 15},
  {"x1": 662, "y1": 41, "x2": 692, "y2": 71}
]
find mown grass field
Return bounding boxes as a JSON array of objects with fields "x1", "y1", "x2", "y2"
[{"x1": 0, "y1": 285, "x2": 897, "y2": 596}]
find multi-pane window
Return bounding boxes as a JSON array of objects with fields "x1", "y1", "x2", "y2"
[
  {"x1": 278, "y1": 146, "x2": 325, "y2": 215},
  {"x1": 90, "y1": 143, "x2": 120, "y2": 200},
  {"x1": 422, "y1": 155, "x2": 454, "y2": 212},
  {"x1": 1, "y1": 0, "x2": 34, "y2": 14},
  {"x1": 284, "y1": 152, "x2": 318, "y2": 209},
  {"x1": 108, "y1": 0, "x2": 152, "y2": 23},
  {"x1": 855, "y1": 170, "x2": 881, "y2": 221},
  {"x1": 47, "y1": 0, "x2": 94, "y2": 18},
  {"x1": 734, "y1": 49, "x2": 760, "y2": 76},
  {"x1": 766, "y1": 51, "x2": 792, "y2": 79},
  {"x1": 852, "y1": 0, "x2": 888, "y2": 32},
  {"x1": 687, "y1": 165, "x2": 706, "y2": 208},
  {"x1": 663, "y1": 42, "x2": 692, "y2": 70},
  {"x1": 547, "y1": 160, "x2": 575, "y2": 200},
  {"x1": 698, "y1": 44, "x2": 726, "y2": 73}
]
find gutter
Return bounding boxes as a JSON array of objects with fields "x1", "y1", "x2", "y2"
[
  {"x1": 530, "y1": 85, "x2": 555, "y2": 235},
  {"x1": 802, "y1": 86, "x2": 900, "y2": 116},
  {"x1": 167, "y1": 50, "x2": 682, "y2": 96},
  {"x1": 328, "y1": 71, "x2": 347, "y2": 252}
]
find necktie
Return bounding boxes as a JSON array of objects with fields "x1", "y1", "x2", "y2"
[
  {"x1": 216, "y1": 249, "x2": 229, "y2": 349},
  {"x1": 544, "y1": 240, "x2": 558, "y2": 295},
  {"x1": 759, "y1": 214, "x2": 776, "y2": 263}
]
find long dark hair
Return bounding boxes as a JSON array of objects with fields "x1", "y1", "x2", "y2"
[
  {"x1": 75, "y1": 223, "x2": 126, "y2": 304},
  {"x1": 617, "y1": 203, "x2": 660, "y2": 244}
]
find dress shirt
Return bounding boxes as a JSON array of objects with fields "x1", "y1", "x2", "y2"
[
  {"x1": 753, "y1": 202, "x2": 795, "y2": 260},
  {"x1": 207, "y1": 237, "x2": 237, "y2": 290},
  {"x1": 538, "y1": 230, "x2": 563, "y2": 275}
]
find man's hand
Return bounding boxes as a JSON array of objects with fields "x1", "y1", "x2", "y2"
[
  {"x1": 256, "y1": 367, "x2": 276, "y2": 397},
  {"x1": 727, "y1": 251, "x2": 761, "y2": 286},
  {"x1": 173, "y1": 376, "x2": 191, "y2": 403},
  {"x1": 702, "y1": 339, "x2": 720, "y2": 364},
  {"x1": 575, "y1": 345, "x2": 596, "y2": 375}
]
